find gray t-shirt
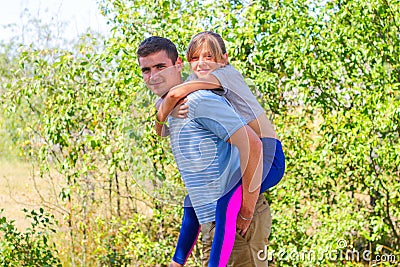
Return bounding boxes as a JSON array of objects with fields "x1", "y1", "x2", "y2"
[{"x1": 187, "y1": 64, "x2": 265, "y2": 123}]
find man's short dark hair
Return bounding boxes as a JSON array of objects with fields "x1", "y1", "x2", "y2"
[{"x1": 137, "y1": 36, "x2": 178, "y2": 64}]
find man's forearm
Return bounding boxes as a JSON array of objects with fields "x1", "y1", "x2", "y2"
[
  {"x1": 239, "y1": 132, "x2": 262, "y2": 218},
  {"x1": 228, "y1": 125, "x2": 263, "y2": 218}
]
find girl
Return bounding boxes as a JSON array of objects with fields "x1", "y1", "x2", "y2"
[{"x1": 157, "y1": 31, "x2": 285, "y2": 267}]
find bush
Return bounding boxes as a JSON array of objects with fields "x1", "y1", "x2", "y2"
[{"x1": 0, "y1": 208, "x2": 61, "y2": 267}]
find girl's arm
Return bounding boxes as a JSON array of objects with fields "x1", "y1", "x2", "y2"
[
  {"x1": 154, "y1": 98, "x2": 187, "y2": 137},
  {"x1": 154, "y1": 98, "x2": 170, "y2": 137},
  {"x1": 155, "y1": 117, "x2": 170, "y2": 137},
  {"x1": 156, "y1": 75, "x2": 222, "y2": 123}
]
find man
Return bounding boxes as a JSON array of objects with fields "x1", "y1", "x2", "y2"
[{"x1": 137, "y1": 36, "x2": 271, "y2": 267}]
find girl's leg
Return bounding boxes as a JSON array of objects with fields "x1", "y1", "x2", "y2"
[
  {"x1": 260, "y1": 138, "x2": 286, "y2": 193},
  {"x1": 208, "y1": 182, "x2": 242, "y2": 267},
  {"x1": 172, "y1": 196, "x2": 201, "y2": 265},
  {"x1": 207, "y1": 138, "x2": 285, "y2": 266}
]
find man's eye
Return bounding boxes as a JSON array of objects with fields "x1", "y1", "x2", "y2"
[{"x1": 142, "y1": 69, "x2": 150, "y2": 74}]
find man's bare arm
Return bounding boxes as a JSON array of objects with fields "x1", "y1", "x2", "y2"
[{"x1": 228, "y1": 125, "x2": 263, "y2": 235}]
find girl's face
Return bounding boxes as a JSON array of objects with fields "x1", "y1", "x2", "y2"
[{"x1": 189, "y1": 48, "x2": 226, "y2": 78}]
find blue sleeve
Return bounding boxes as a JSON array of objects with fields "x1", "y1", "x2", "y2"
[{"x1": 193, "y1": 96, "x2": 246, "y2": 141}]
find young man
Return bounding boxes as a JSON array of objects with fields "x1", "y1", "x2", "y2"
[{"x1": 137, "y1": 36, "x2": 271, "y2": 267}]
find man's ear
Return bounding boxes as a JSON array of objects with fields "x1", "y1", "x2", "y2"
[
  {"x1": 176, "y1": 57, "x2": 183, "y2": 70},
  {"x1": 223, "y1": 53, "x2": 229, "y2": 64}
]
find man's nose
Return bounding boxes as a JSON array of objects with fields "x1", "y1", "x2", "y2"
[
  {"x1": 148, "y1": 69, "x2": 163, "y2": 83},
  {"x1": 149, "y1": 69, "x2": 159, "y2": 79}
]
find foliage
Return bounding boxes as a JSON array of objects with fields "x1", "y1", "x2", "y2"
[
  {"x1": 0, "y1": 0, "x2": 399, "y2": 266},
  {"x1": 0, "y1": 208, "x2": 61, "y2": 267}
]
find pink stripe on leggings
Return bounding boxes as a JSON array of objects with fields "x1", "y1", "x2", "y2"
[{"x1": 218, "y1": 185, "x2": 242, "y2": 267}]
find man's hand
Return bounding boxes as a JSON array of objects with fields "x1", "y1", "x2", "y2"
[{"x1": 236, "y1": 212, "x2": 253, "y2": 237}]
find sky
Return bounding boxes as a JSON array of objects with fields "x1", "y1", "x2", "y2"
[{"x1": 0, "y1": 0, "x2": 110, "y2": 45}]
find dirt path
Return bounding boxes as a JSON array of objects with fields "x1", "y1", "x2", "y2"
[{"x1": 0, "y1": 160, "x2": 52, "y2": 230}]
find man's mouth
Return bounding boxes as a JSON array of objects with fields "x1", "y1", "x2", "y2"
[
  {"x1": 150, "y1": 81, "x2": 162, "y2": 86},
  {"x1": 149, "y1": 78, "x2": 164, "y2": 86}
]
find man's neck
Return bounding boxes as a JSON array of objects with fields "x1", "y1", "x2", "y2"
[
  {"x1": 160, "y1": 91, "x2": 169, "y2": 99},
  {"x1": 161, "y1": 78, "x2": 183, "y2": 99}
]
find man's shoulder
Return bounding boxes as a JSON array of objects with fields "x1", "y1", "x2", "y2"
[
  {"x1": 188, "y1": 89, "x2": 220, "y2": 97},
  {"x1": 186, "y1": 90, "x2": 229, "y2": 113},
  {"x1": 187, "y1": 89, "x2": 225, "y2": 102}
]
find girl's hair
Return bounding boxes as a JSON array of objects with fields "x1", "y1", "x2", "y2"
[{"x1": 186, "y1": 31, "x2": 227, "y2": 63}]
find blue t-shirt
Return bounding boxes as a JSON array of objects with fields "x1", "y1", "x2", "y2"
[{"x1": 168, "y1": 90, "x2": 246, "y2": 224}]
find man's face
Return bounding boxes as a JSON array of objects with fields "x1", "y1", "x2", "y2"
[{"x1": 138, "y1": 50, "x2": 182, "y2": 97}]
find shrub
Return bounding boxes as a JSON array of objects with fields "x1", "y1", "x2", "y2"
[{"x1": 0, "y1": 208, "x2": 61, "y2": 267}]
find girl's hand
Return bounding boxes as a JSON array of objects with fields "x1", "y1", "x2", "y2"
[{"x1": 170, "y1": 98, "x2": 188, "y2": 118}]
